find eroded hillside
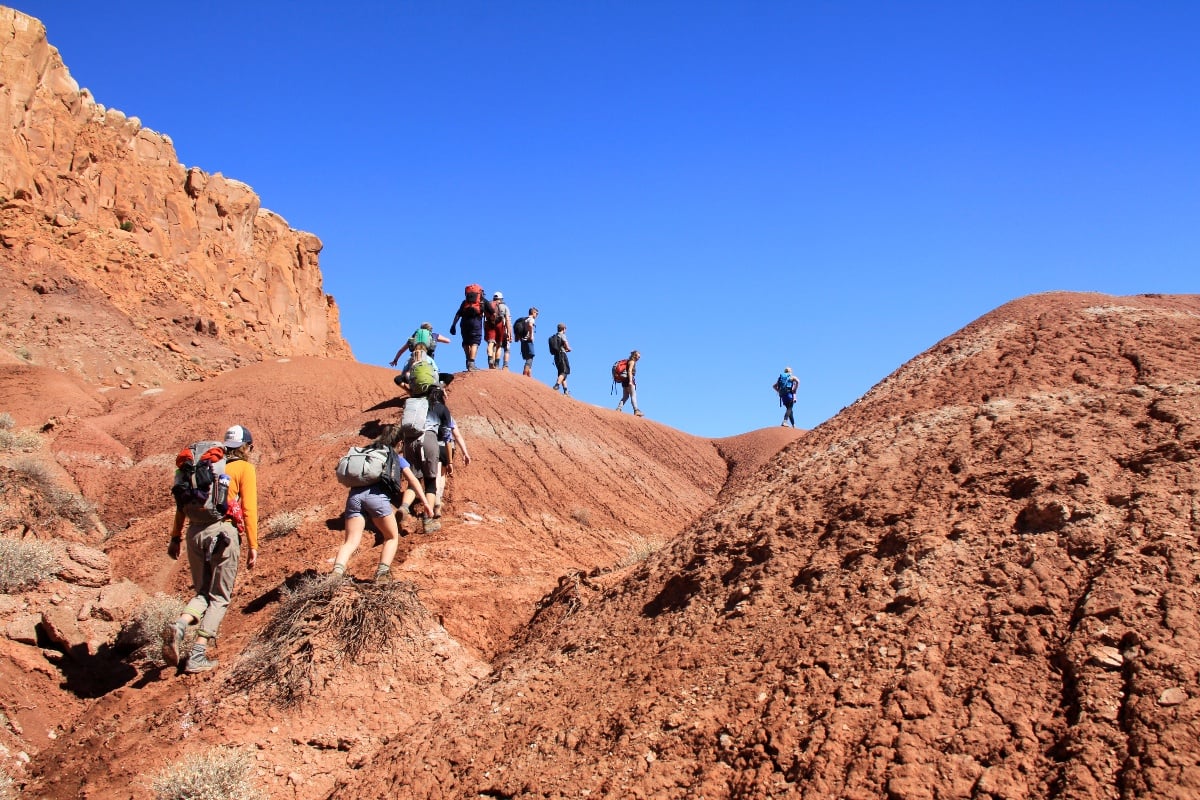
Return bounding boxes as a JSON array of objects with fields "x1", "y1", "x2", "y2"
[{"x1": 338, "y1": 292, "x2": 1200, "y2": 800}]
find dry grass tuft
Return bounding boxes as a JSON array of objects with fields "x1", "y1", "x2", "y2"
[
  {"x1": 117, "y1": 594, "x2": 188, "y2": 664},
  {"x1": 616, "y1": 534, "x2": 665, "y2": 569},
  {"x1": 569, "y1": 507, "x2": 592, "y2": 527},
  {"x1": 0, "y1": 536, "x2": 61, "y2": 592},
  {"x1": 0, "y1": 770, "x2": 15, "y2": 800},
  {"x1": 150, "y1": 746, "x2": 264, "y2": 800},
  {"x1": 263, "y1": 510, "x2": 303, "y2": 540},
  {"x1": 0, "y1": 420, "x2": 41, "y2": 452},
  {"x1": 225, "y1": 574, "x2": 428, "y2": 708}
]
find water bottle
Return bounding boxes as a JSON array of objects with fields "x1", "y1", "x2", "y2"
[{"x1": 214, "y1": 473, "x2": 230, "y2": 513}]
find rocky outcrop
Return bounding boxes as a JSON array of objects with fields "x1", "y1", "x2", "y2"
[{"x1": 0, "y1": 7, "x2": 351, "y2": 381}]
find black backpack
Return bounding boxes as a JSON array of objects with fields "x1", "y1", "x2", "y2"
[
  {"x1": 548, "y1": 333, "x2": 562, "y2": 355},
  {"x1": 513, "y1": 316, "x2": 529, "y2": 340}
]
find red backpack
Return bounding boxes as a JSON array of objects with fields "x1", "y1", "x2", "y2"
[
  {"x1": 611, "y1": 358, "x2": 630, "y2": 383},
  {"x1": 461, "y1": 284, "x2": 484, "y2": 317}
]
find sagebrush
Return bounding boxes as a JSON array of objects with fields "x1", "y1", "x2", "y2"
[
  {"x1": 0, "y1": 536, "x2": 60, "y2": 592},
  {"x1": 616, "y1": 534, "x2": 664, "y2": 568},
  {"x1": 263, "y1": 510, "x2": 302, "y2": 540},
  {"x1": 150, "y1": 746, "x2": 264, "y2": 800},
  {"x1": 0, "y1": 413, "x2": 39, "y2": 452},
  {"x1": 0, "y1": 769, "x2": 15, "y2": 800},
  {"x1": 8, "y1": 457, "x2": 96, "y2": 529},
  {"x1": 118, "y1": 595, "x2": 187, "y2": 663}
]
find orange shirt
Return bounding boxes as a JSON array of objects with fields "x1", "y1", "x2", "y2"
[{"x1": 224, "y1": 457, "x2": 259, "y2": 550}]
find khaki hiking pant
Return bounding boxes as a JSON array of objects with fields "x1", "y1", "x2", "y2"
[{"x1": 182, "y1": 518, "x2": 240, "y2": 639}]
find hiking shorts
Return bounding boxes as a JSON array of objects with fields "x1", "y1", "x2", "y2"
[
  {"x1": 460, "y1": 317, "x2": 483, "y2": 345},
  {"x1": 554, "y1": 352, "x2": 570, "y2": 376},
  {"x1": 344, "y1": 484, "x2": 395, "y2": 519},
  {"x1": 485, "y1": 322, "x2": 498, "y2": 342},
  {"x1": 521, "y1": 340, "x2": 535, "y2": 361}
]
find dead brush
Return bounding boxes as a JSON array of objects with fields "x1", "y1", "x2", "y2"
[
  {"x1": 150, "y1": 746, "x2": 264, "y2": 800},
  {"x1": 0, "y1": 536, "x2": 60, "y2": 592},
  {"x1": 117, "y1": 594, "x2": 187, "y2": 664},
  {"x1": 224, "y1": 574, "x2": 429, "y2": 708}
]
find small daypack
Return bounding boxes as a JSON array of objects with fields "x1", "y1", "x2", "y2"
[
  {"x1": 512, "y1": 316, "x2": 529, "y2": 340},
  {"x1": 171, "y1": 440, "x2": 229, "y2": 525},
  {"x1": 377, "y1": 448, "x2": 406, "y2": 502},
  {"x1": 401, "y1": 396, "x2": 429, "y2": 440},
  {"x1": 409, "y1": 355, "x2": 439, "y2": 396},
  {"x1": 548, "y1": 333, "x2": 563, "y2": 356},
  {"x1": 410, "y1": 328, "x2": 433, "y2": 350},
  {"x1": 461, "y1": 284, "x2": 484, "y2": 317},
  {"x1": 335, "y1": 444, "x2": 389, "y2": 487},
  {"x1": 611, "y1": 359, "x2": 630, "y2": 383}
]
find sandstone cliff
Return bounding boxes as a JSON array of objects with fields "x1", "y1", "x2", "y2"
[{"x1": 0, "y1": 7, "x2": 351, "y2": 387}]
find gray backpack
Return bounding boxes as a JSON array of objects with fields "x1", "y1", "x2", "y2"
[
  {"x1": 401, "y1": 396, "x2": 429, "y2": 440},
  {"x1": 335, "y1": 444, "x2": 389, "y2": 487}
]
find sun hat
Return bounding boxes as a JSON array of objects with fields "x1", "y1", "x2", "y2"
[{"x1": 223, "y1": 424, "x2": 253, "y2": 449}]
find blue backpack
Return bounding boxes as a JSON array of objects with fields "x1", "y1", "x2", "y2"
[{"x1": 775, "y1": 372, "x2": 795, "y2": 402}]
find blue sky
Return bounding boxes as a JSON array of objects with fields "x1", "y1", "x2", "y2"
[{"x1": 13, "y1": 2, "x2": 1198, "y2": 437}]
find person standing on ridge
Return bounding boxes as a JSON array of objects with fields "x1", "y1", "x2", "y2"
[
  {"x1": 162, "y1": 424, "x2": 259, "y2": 674},
  {"x1": 515, "y1": 307, "x2": 539, "y2": 377},
  {"x1": 773, "y1": 366, "x2": 799, "y2": 427},
  {"x1": 488, "y1": 291, "x2": 512, "y2": 369},
  {"x1": 550, "y1": 323, "x2": 571, "y2": 395},
  {"x1": 449, "y1": 285, "x2": 490, "y2": 371},
  {"x1": 615, "y1": 350, "x2": 643, "y2": 417}
]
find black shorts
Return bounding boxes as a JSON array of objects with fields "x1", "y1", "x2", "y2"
[{"x1": 554, "y1": 352, "x2": 570, "y2": 375}]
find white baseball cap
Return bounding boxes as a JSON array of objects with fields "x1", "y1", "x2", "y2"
[{"x1": 223, "y1": 424, "x2": 253, "y2": 448}]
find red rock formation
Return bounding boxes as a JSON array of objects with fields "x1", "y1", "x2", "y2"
[{"x1": 0, "y1": 7, "x2": 350, "y2": 387}]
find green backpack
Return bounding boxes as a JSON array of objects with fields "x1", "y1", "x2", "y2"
[
  {"x1": 409, "y1": 356, "x2": 438, "y2": 396},
  {"x1": 410, "y1": 328, "x2": 433, "y2": 350}
]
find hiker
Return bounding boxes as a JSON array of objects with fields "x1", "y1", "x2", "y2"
[
  {"x1": 513, "y1": 307, "x2": 539, "y2": 377},
  {"x1": 488, "y1": 291, "x2": 513, "y2": 369},
  {"x1": 614, "y1": 350, "x2": 643, "y2": 417},
  {"x1": 433, "y1": 398, "x2": 472, "y2": 517},
  {"x1": 550, "y1": 323, "x2": 571, "y2": 395},
  {"x1": 331, "y1": 425, "x2": 433, "y2": 583},
  {"x1": 399, "y1": 386, "x2": 456, "y2": 534},
  {"x1": 449, "y1": 284, "x2": 491, "y2": 371},
  {"x1": 390, "y1": 322, "x2": 451, "y2": 367},
  {"x1": 162, "y1": 424, "x2": 259, "y2": 674},
  {"x1": 774, "y1": 366, "x2": 799, "y2": 428}
]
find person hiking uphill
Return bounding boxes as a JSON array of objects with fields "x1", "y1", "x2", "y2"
[
  {"x1": 390, "y1": 322, "x2": 450, "y2": 367},
  {"x1": 774, "y1": 366, "x2": 799, "y2": 428},
  {"x1": 331, "y1": 424, "x2": 432, "y2": 583},
  {"x1": 614, "y1": 350, "x2": 643, "y2": 417},
  {"x1": 449, "y1": 284, "x2": 491, "y2": 371},
  {"x1": 400, "y1": 386, "x2": 457, "y2": 534},
  {"x1": 162, "y1": 424, "x2": 259, "y2": 674},
  {"x1": 550, "y1": 323, "x2": 571, "y2": 395}
]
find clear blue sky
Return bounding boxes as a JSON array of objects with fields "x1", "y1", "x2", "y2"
[{"x1": 13, "y1": 2, "x2": 1198, "y2": 437}]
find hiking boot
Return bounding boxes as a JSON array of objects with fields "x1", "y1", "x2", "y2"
[
  {"x1": 423, "y1": 517, "x2": 441, "y2": 534},
  {"x1": 374, "y1": 566, "x2": 392, "y2": 584},
  {"x1": 184, "y1": 647, "x2": 218, "y2": 674},
  {"x1": 563, "y1": 388, "x2": 571, "y2": 397},
  {"x1": 634, "y1": 410, "x2": 644, "y2": 417},
  {"x1": 161, "y1": 622, "x2": 185, "y2": 667}
]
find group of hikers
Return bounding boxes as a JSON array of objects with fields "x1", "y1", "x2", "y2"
[{"x1": 159, "y1": 285, "x2": 797, "y2": 674}]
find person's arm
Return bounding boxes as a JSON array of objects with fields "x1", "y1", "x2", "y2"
[
  {"x1": 168, "y1": 509, "x2": 185, "y2": 558},
  {"x1": 401, "y1": 465, "x2": 436, "y2": 516},
  {"x1": 452, "y1": 427, "x2": 471, "y2": 465},
  {"x1": 436, "y1": 333, "x2": 451, "y2": 344},
  {"x1": 390, "y1": 342, "x2": 411, "y2": 367},
  {"x1": 239, "y1": 464, "x2": 259, "y2": 568},
  {"x1": 449, "y1": 308, "x2": 462, "y2": 335}
]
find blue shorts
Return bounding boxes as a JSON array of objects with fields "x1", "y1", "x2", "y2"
[
  {"x1": 344, "y1": 484, "x2": 395, "y2": 519},
  {"x1": 521, "y1": 340, "x2": 535, "y2": 361},
  {"x1": 460, "y1": 317, "x2": 483, "y2": 345}
]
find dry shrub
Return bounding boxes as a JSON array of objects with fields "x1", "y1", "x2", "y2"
[
  {"x1": 0, "y1": 770, "x2": 14, "y2": 800},
  {"x1": 570, "y1": 507, "x2": 592, "y2": 527},
  {"x1": 150, "y1": 746, "x2": 264, "y2": 800},
  {"x1": 0, "y1": 536, "x2": 61, "y2": 592},
  {"x1": 0, "y1": 413, "x2": 11, "y2": 430},
  {"x1": 8, "y1": 457, "x2": 96, "y2": 530},
  {"x1": 225, "y1": 574, "x2": 427, "y2": 708},
  {"x1": 616, "y1": 534, "x2": 664, "y2": 569},
  {"x1": 117, "y1": 594, "x2": 188, "y2": 663},
  {"x1": 263, "y1": 510, "x2": 302, "y2": 540}
]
